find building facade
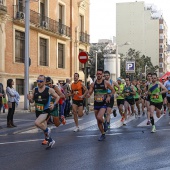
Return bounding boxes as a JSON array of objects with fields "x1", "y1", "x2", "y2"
[
  {"x1": 0, "y1": 0, "x2": 90, "y2": 99},
  {"x1": 116, "y1": 1, "x2": 168, "y2": 77}
]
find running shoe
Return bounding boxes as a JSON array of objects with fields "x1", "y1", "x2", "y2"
[
  {"x1": 46, "y1": 140, "x2": 55, "y2": 149},
  {"x1": 123, "y1": 120, "x2": 127, "y2": 126},
  {"x1": 151, "y1": 125, "x2": 156, "y2": 133},
  {"x1": 98, "y1": 134, "x2": 105, "y2": 141},
  {"x1": 42, "y1": 139, "x2": 48, "y2": 145},
  {"x1": 147, "y1": 120, "x2": 151, "y2": 125},
  {"x1": 61, "y1": 115, "x2": 66, "y2": 125},
  {"x1": 113, "y1": 109, "x2": 117, "y2": 117},
  {"x1": 73, "y1": 127, "x2": 79, "y2": 132},
  {"x1": 142, "y1": 112, "x2": 145, "y2": 116},
  {"x1": 121, "y1": 116, "x2": 125, "y2": 122}
]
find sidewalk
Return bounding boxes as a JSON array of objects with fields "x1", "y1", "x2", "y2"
[{"x1": 15, "y1": 102, "x2": 31, "y2": 113}]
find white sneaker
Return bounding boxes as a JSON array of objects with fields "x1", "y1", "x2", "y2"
[
  {"x1": 46, "y1": 140, "x2": 55, "y2": 149},
  {"x1": 73, "y1": 127, "x2": 79, "y2": 132},
  {"x1": 47, "y1": 127, "x2": 51, "y2": 137}
]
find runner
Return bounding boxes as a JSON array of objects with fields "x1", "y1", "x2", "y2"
[
  {"x1": 148, "y1": 73, "x2": 167, "y2": 133},
  {"x1": 164, "y1": 76, "x2": 170, "y2": 116},
  {"x1": 123, "y1": 76, "x2": 136, "y2": 124},
  {"x1": 87, "y1": 68, "x2": 114, "y2": 141},
  {"x1": 114, "y1": 77, "x2": 125, "y2": 122},
  {"x1": 161, "y1": 78, "x2": 167, "y2": 115},
  {"x1": 71, "y1": 73, "x2": 88, "y2": 132},
  {"x1": 145, "y1": 73, "x2": 152, "y2": 125},
  {"x1": 104, "y1": 70, "x2": 118, "y2": 130},
  {"x1": 140, "y1": 79, "x2": 147, "y2": 116},
  {"x1": 27, "y1": 75, "x2": 60, "y2": 149},
  {"x1": 132, "y1": 79, "x2": 141, "y2": 117}
]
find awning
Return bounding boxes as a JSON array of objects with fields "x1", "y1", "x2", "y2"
[{"x1": 159, "y1": 72, "x2": 170, "y2": 82}]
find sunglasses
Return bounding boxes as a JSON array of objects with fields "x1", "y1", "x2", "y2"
[
  {"x1": 97, "y1": 73, "x2": 102, "y2": 75},
  {"x1": 37, "y1": 80, "x2": 44, "y2": 83}
]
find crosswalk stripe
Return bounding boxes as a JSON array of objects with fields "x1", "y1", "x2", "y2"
[{"x1": 137, "y1": 114, "x2": 164, "y2": 127}]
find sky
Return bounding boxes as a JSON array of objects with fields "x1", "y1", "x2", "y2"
[{"x1": 90, "y1": 0, "x2": 170, "y2": 43}]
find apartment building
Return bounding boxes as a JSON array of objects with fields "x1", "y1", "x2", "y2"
[
  {"x1": 116, "y1": 1, "x2": 168, "y2": 77},
  {"x1": 0, "y1": 0, "x2": 90, "y2": 97}
]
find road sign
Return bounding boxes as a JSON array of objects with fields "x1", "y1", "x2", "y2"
[
  {"x1": 126, "y1": 61, "x2": 135, "y2": 73},
  {"x1": 78, "y1": 51, "x2": 88, "y2": 63}
]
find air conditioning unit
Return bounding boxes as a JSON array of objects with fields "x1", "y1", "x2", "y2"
[
  {"x1": 42, "y1": 21, "x2": 48, "y2": 29},
  {"x1": 16, "y1": 11, "x2": 25, "y2": 20},
  {"x1": 59, "y1": 28, "x2": 63, "y2": 34}
]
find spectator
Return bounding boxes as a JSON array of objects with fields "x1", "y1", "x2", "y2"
[
  {"x1": 6, "y1": 79, "x2": 18, "y2": 128},
  {"x1": 0, "y1": 83, "x2": 6, "y2": 113}
]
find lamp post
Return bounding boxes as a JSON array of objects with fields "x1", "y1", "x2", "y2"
[
  {"x1": 116, "y1": 42, "x2": 131, "y2": 79},
  {"x1": 24, "y1": 0, "x2": 38, "y2": 110},
  {"x1": 145, "y1": 64, "x2": 148, "y2": 79}
]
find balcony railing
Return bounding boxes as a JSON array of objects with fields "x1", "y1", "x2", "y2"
[
  {"x1": 13, "y1": 5, "x2": 71, "y2": 38},
  {"x1": 79, "y1": 32, "x2": 90, "y2": 44},
  {"x1": 0, "y1": 0, "x2": 7, "y2": 15}
]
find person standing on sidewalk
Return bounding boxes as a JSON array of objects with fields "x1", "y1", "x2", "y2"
[
  {"x1": 0, "y1": 83, "x2": 6, "y2": 114},
  {"x1": 71, "y1": 73, "x2": 88, "y2": 132},
  {"x1": 6, "y1": 79, "x2": 18, "y2": 128},
  {"x1": 27, "y1": 75, "x2": 60, "y2": 149},
  {"x1": 63, "y1": 78, "x2": 72, "y2": 117},
  {"x1": 87, "y1": 68, "x2": 114, "y2": 141}
]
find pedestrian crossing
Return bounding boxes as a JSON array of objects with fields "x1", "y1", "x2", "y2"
[{"x1": 20, "y1": 112, "x2": 170, "y2": 134}]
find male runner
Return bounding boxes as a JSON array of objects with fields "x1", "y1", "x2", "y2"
[
  {"x1": 87, "y1": 68, "x2": 114, "y2": 141},
  {"x1": 71, "y1": 73, "x2": 88, "y2": 132},
  {"x1": 104, "y1": 70, "x2": 118, "y2": 130},
  {"x1": 164, "y1": 76, "x2": 170, "y2": 116},
  {"x1": 148, "y1": 73, "x2": 167, "y2": 133},
  {"x1": 27, "y1": 75, "x2": 60, "y2": 149}
]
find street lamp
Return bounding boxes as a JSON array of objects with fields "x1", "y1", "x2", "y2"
[
  {"x1": 95, "y1": 48, "x2": 102, "y2": 74},
  {"x1": 24, "y1": 0, "x2": 38, "y2": 110},
  {"x1": 116, "y1": 42, "x2": 131, "y2": 79},
  {"x1": 145, "y1": 64, "x2": 148, "y2": 79}
]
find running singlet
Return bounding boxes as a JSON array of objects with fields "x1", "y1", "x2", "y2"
[
  {"x1": 94, "y1": 80, "x2": 108, "y2": 106},
  {"x1": 164, "y1": 80, "x2": 170, "y2": 97},
  {"x1": 149, "y1": 83, "x2": 163, "y2": 103},
  {"x1": 115, "y1": 84, "x2": 124, "y2": 99},
  {"x1": 34, "y1": 87, "x2": 51, "y2": 113},
  {"x1": 107, "y1": 79, "x2": 114, "y2": 98},
  {"x1": 123, "y1": 85, "x2": 134, "y2": 100},
  {"x1": 134, "y1": 86, "x2": 139, "y2": 99},
  {"x1": 71, "y1": 81, "x2": 83, "y2": 101}
]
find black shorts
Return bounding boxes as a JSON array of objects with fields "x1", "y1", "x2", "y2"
[
  {"x1": 72, "y1": 99, "x2": 83, "y2": 107},
  {"x1": 150, "y1": 101, "x2": 163, "y2": 110},
  {"x1": 117, "y1": 99, "x2": 124, "y2": 106},
  {"x1": 167, "y1": 97, "x2": 170, "y2": 103},
  {"x1": 35, "y1": 109, "x2": 50, "y2": 118},
  {"x1": 146, "y1": 95, "x2": 150, "y2": 101},
  {"x1": 135, "y1": 98, "x2": 139, "y2": 102},
  {"x1": 106, "y1": 97, "x2": 114, "y2": 108},
  {"x1": 125, "y1": 98, "x2": 135, "y2": 105}
]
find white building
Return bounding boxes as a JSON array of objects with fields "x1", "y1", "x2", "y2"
[{"x1": 116, "y1": 1, "x2": 168, "y2": 77}]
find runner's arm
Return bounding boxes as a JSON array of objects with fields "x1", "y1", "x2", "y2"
[
  {"x1": 159, "y1": 82, "x2": 168, "y2": 94},
  {"x1": 81, "y1": 83, "x2": 88, "y2": 98},
  {"x1": 113, "y1": 81, "x2": 120, "y2": 93},
  {"x1": 130, "y1": 85, "x2": 136, "y2": 95},
  {"x1": 87, "y1": 83, "x2": 94, "y2": 96},
  {"x1": 105, "y1": 80, "x2": 115, "y2": 96},
  {"x1": 27, "y1": 88, "x2": 35, "y2": 103},
  {"x1": 54, "y1": 85, "x2": 65, "y2": 99},
  {"x1": 49, "y1": 88, "x2": 60, "y2": 105}
]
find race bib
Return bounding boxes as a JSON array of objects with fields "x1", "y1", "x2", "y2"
[
  {"x1": 35, "y1": 103, "x2": 44, "y2": 111},
  {"x1": 151, "y1": 94, "x2": 159, "y2": 99},
  {"x1": 94, "y1": 95, "x2": 104, "y2": 102}
]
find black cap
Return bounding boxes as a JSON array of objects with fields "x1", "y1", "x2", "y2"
[{"x1": 46, "y1": 76, "x2": 52, "y2": 83}]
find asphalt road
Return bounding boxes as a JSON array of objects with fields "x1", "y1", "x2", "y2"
[{"x1": 1, "y1": 110, "x2": 170, "y2": 170}]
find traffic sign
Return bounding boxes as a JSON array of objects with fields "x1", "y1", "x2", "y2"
[
  {"x1": 78, "y1": 51, "x2": 88, "y2": 63},
  {"x1": 126, "y1": 61, "x2": 135, "y2": 73}
]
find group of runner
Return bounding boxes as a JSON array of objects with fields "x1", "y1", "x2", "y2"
[{"x1": 27, "y1": 69, "x2": 170, "y2": 148}]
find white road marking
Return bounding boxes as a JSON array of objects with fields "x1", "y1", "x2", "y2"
[
  {"x1": 138, "y1": 114, "x2": 164, "y2": 127},
  {"x1": 0, "y1": 139, "x2": 43, "y2": 145},
  {"x1": 77, "y1": 133, "x2": 122, "y2": 138}
]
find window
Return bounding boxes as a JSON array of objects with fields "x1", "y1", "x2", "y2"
[
  {"x1": 160, "y1": 34, "x2": 164, "y2": 39},
  {"x1": 40, "y1": 38, "x2": 48, "y2": 66},
  {"x1": 58, "y1": 43, "x2": 64, "y2": 68},
  {"x1": 79, "y1": 49, "x2": 84, "y2": 71},
  {"x1": 15, "y1": 30, "x2": 25, "y2": 63},
  {"x1": 159, "y1": 24, "x2": 164, "y2": 30},
  {"x1": 79, "y1": 15, "x2": 84, "y2": 32},
  {"x1": 159, "y1": 53, "x2": 163, "y2": 58},
  {"x1": 17, "y1": 0, "x2": 24, "y2": 12},
  {"x1": 59, "y1": 4, "x2": 63, "y2": 24},
  {"x1": 16, "y1": 79, "x2": 24, "y2": 95},
  {"x1": 159, "y1": 63, "x2": 163, "y2": 68}
]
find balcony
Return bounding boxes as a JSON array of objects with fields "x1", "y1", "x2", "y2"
[
  {"x1": 79, "y1": 32, "x2": 90, "y2": 44},
  {"x1": 13, "y1": 5, "x2": 71, "y2": 38},
  {"x1": 0, "y1": 0, "x2": 7, "y2": 15}
]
